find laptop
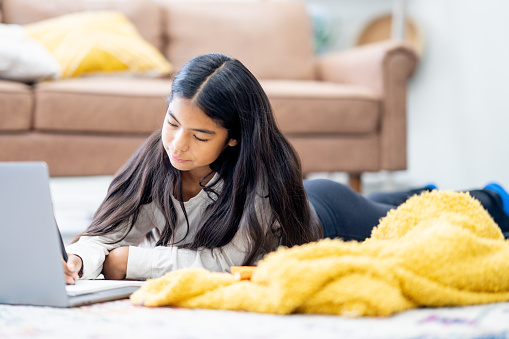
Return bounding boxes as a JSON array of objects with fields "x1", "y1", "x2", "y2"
[{"x1": 0, "y1": 162, "x2": 145, "y2": 307}]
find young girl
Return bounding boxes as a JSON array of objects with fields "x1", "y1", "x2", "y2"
[
  {"x1": 63, "y1": 53, "x2": 322, "y2": 284},
  {"x1": 64, "y1": 53, "x2": 509, "y2": 284}
]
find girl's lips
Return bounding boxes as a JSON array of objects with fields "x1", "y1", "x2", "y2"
[{"x1": 171, "y1": 153, "x2": 187, "y2": 163}]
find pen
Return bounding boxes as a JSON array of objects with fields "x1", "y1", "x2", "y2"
[{"x1": 56, "y1": 218, "x2": 68, "y2": 262}]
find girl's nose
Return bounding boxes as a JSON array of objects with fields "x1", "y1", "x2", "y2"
[{"x1": 172, "y1": 130, "x2": 189, "y2": 152}]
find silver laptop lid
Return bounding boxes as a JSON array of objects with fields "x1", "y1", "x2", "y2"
[{"x1": 0, "y1": 162, "x2": 69, "y2": 307}]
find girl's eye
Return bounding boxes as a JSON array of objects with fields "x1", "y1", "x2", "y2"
[
  {"x1": 167, "y1": 119, "x2": 178, "y2": 127},
  {"x1": 194, "y1": 135, "x2": 208, "y2": 142}
]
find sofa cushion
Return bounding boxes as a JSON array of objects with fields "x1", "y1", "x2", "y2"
[
  {"x1": 0, "y1": 80, "x2": 33, "y2": 131},
  {"x1": 0, "y1": 0, "x2": 163, "y2": 51},
  {"x1": 24, "y1": 11, "x2": 171, "y2": 79},
  {"x1": 261, "y1": 80, "x2": 380, "y2": 134},
  {"x1": 160, "y1": 1, "x2": 316, "y2": 81},
  {"x1": 34, "y1": 78, "x2": 170, "y2": 134},
  {"x1": 288, "y1": 135, "x2": 380, "y2": 173},
  {"x1": 0, "y1": 133, "x2": 149, "y2": 176}
]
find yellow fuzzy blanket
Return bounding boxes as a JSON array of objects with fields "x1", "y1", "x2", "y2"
[{"x1": 130, "y1": 191, "x2": 509, "y2": 317}]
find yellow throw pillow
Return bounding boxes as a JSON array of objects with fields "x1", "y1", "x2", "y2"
[{"x1": 24, "y1": 11, "x2": 171, "y2": 78}]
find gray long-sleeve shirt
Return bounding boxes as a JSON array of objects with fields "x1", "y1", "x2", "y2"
[{"x1": 66, "y1": 175, "x2": 281, "y2": 280}]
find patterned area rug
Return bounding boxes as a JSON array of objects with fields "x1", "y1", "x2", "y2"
[{"x1": 1, "y1": 299, "x2": 509, "y2": 338}]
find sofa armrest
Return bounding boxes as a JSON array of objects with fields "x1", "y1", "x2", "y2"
[{"x1": 317, "y1": 41, "x2": 418, "y2": 170}]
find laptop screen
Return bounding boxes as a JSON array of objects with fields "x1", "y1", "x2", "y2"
[{"x1": 0, "y1": 162, "x2": 70, "y2": 306}]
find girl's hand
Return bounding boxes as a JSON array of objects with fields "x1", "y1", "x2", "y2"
[
  {"x1": 103, "y1": 246, "x2": 129, "y2": 280},
  {"x1": 63, "y1": 254, "x2": 82, "y2": 285}
]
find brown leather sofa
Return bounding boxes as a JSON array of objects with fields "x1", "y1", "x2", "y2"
[{"x1": 0, "y1": 0, "x2": 418, "y2": 191}]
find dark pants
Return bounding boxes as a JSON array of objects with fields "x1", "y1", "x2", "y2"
[{"x1": 304, "y1": 179, "x2": 509, "y2": 241}]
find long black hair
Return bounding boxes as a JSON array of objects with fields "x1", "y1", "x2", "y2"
[{"x1": 78, "y1": 53, "x2": 322, "y2": 265}]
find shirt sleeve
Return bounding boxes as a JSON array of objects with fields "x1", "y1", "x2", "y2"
[
  {"x1": 65, "y1": 204, "x2": 156, "y2": 280},
  {"x1": 125, "y1": 226, "x2": 251, "y2": 279}
]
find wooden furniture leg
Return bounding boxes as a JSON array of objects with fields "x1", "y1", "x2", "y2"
[{"x1": 348, "y1": 173, "x2": 361, "y2": 192}]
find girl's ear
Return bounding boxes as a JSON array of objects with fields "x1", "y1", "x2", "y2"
[{"x1": 228, "y1": 139, "x2": 238, "y2": 147}]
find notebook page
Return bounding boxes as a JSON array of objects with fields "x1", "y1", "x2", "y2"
[{"x1": 66, "y1": 279, "x2": 145, "y2": 296}]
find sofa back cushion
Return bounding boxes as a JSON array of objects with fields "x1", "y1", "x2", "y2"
[
  {"x1": 0, "y1": 0, "x2": 163, "y2": 51},
  {"x1": 160, "y1": 1, "x2": 316, "y2": 80}
]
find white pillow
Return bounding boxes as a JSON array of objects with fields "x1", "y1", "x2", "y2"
[{"x1": 0, "y1": 24, "x2": 61, "y2": 83}]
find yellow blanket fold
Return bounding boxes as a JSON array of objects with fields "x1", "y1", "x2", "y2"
[{"x1": 130, "y1": 191, "x2": 509, "y2": 316}]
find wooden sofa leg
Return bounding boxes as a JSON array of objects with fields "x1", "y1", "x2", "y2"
[{"x1": 348, "y1": 173, "x2": 361, "y2": 192}]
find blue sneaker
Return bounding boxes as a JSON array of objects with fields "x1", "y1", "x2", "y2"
[
  {"x1": 425, "y1": 183, "x2": 438, "y2": 191},
  {"x1": 484, "y1": 182, "x2": 509, "y2": 216}
]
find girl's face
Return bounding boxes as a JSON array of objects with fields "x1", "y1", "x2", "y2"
[{"x1": 161, "y1": 96, "x2": 237, "y2": 178}]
